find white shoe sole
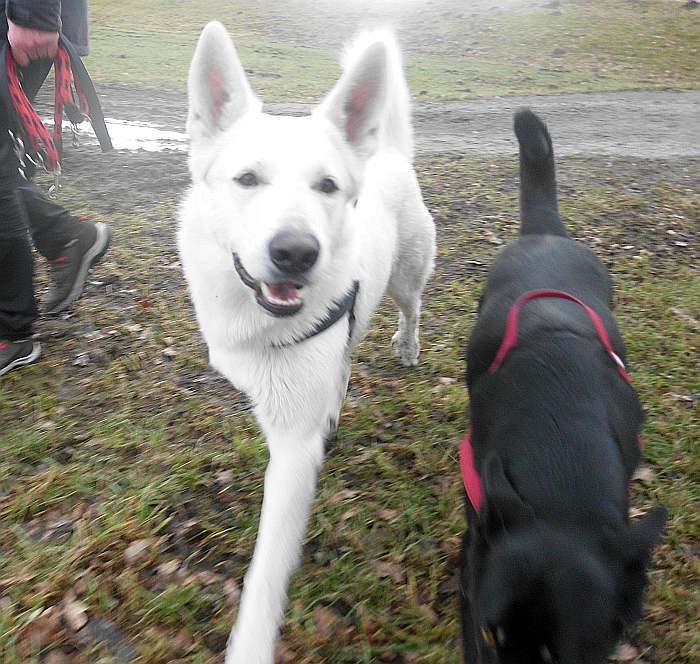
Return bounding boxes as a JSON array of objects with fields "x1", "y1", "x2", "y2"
[{"x1": 0, "y1": 341, "x2": 41, "y2": 377}]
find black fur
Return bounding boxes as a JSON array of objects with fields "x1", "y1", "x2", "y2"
[{"x1": 459, "y1": 109, "x2": 666, "y2": 664}]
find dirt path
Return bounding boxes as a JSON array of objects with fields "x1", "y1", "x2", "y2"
[
  {"x1": 276, "y1": 89, "x2": 700, "y2": 158},
  {"x1": 412, "y1": 89, "x2": 700, "y2": 158},
  {"x1": 52, "y1": 86, "x2": 700, "y2": 159}
]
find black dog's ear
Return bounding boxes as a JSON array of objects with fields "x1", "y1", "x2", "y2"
[{"x1": 482, "y1": 455, "x2": 533, "y2": 537}]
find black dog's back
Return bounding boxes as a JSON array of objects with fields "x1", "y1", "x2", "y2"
[{"x1": 468, "y1": 109, "x2": 619, "y2": 385}]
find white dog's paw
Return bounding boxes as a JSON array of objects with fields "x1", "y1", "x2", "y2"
[{"x1": 391, "y1": 330, "x2": 420, "y2": 367}]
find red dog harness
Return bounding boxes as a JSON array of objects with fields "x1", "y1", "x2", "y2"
[{"x1": 460, "y1": 289, "x2": 635, "y2": 513}]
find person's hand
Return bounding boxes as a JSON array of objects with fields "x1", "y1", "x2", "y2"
[{"x1": 7, "y1": 19, "x2": 59, "y2": 66}]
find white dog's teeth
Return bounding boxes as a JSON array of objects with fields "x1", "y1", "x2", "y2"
[
  {"x1": 267, "y1": 296, "x2": 302, "y2": 307},
  {"x1": 260, "y1": 283, "x2": 302, "y2": 308}
]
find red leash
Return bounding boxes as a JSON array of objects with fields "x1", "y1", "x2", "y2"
[
  {"x1": 460, "y1": 289, "x2": 638, "y2": 514},
  {"x1": 6, "y1": 44, "x2": 88, "y2": 172},
  {"x1": 3, "y1": 36, "x2": 112, "y2": 189}
]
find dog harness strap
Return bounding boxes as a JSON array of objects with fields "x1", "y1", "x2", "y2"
[
  {"x1": 461, "y1": 289, "x2": 636, "y2": 514},
  {"x1": 488, "y1": 289, "x2": 632, "y2": 384},
  {"x1": 460, "y1": 432, "x2": 483, "y2": 513},
  {"x1": 276, "y1": 280, "x2": 360, "y2": 347}
]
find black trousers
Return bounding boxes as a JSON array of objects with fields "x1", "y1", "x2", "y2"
[{"x1": 0, "y1": 57, "x2": 83, "y2": 340}]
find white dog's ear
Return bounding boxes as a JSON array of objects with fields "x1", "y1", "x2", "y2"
[
  {"x1": 318, "y1": 40, "x2": 388, "y2": 160},
  {"x1": 187, "y1": 22, "x2": 259, "y2": 143}
]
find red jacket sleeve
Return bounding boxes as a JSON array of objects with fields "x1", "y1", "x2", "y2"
[{"x1": 6, "y1": 0, "x2": 61, "y2": 33}]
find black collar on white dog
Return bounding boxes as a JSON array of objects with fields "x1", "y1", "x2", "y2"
[{"x1": 274, "y1": 280, "x2": 360, "y2": 348}]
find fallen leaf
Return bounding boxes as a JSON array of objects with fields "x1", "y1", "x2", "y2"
[
  {"x1": 314, "y1": 606, "x2": 340, "y2": 640},
  {"x1": 377, "y1": 508, "x2": 399, "y2": 520},
  {"x1": 438, "y1": 376, "x2": 457, "y2": 386},
  {"x1": 610, "y1": 642, "x2": 639, "y2": 661},
  {"x1": 124, "y1": 539, "x2": 151, "y2": 565},
  {"x1": 0, "y1": 573, "x2": 35, "y2": 591},
  {"x1": 632, "y1": 465, "x2": 656, "y2": 483},
  {"x1": 419, "y1": 603, "x2": 438, "y2": 625},
  {"x1": 63, "y1": 600, "x2": 88, "y2": 632},
  {"x1": 275, "y1": 640, "x2": 296, "y2": 663},
  {"x1": 440, "y1": 536, "x2": 462, "y2": 565},
  {"x1": 670, "y1": 307, "x2": 700, "y2": 331},
  {"x1": 215, "y1": 469, "x2": 234, "y2": 485},
  {"x1": 223, "y1": 579, "x2": 241, "y2": 606},
  {"x1": 667, "y1": 391, "x2": 695, "y2": 403},
  {"x1": 195, "y1": 570, "x2": 221, "y2": 586},
  {"x1": 157, "y1": 560, "x2": 180, "y2": 578},
  {"x1": 72, "y1": 353, "x2": 90, "y2": 367},
  {"x1": 72, "y1": 579, "x2": 87, "y2": 597},
  {"x1": 171, "y1": 629, "x2": 193, "y2": 656},
  {"x1": 370, "y1": 560, "x2": 405, "y2": 584},
  {"x1": 17, "y1": 607, "x2": 61, "y2": 656},
  {"x1": 629, "y1": 506, "x2": 648, "y2": 519},
  {"x1": 329, "y1": 489, "x2": 360, "y2": 505}
]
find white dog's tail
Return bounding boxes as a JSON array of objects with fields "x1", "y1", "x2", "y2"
[{"x1": 341, "y1": 30, "x2": 414, "y2": 161}]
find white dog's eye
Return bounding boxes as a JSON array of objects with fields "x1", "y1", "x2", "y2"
[
  {"x1": 316, "y1": 177, "x2": 339, "y2": 195},
  {"x1": 235, "y1": 171, "x2": 259, "y2": 187}
]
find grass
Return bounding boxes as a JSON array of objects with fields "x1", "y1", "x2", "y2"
[
  {"x1": 0, "y1": 148, "x2": 698, "y2": 662},
  {"x1": 84, "y1": 0, "x2": 700, "y2": 100}
]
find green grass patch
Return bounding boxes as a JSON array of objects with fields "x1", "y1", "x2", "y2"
[{"x1": 84, "y1": 0, "x2": 700, "y2": 101}]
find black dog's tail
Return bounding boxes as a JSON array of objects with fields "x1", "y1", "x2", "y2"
[{"x1": 514, "y1": 108, "x2": 567, "y2": 237}]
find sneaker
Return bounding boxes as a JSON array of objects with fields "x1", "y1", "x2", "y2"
[
  {"x1": 0, "y1": 338, "x2": 41, "y2": 376},
  {"x1": 44, "y1": 220, "x2": 112, "y2": 315}
]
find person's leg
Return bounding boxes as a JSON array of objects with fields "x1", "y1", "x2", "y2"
[
  {"x1": 0, "y1": 54, "x2": 53, "y2": 374},
  {"x1": 15, "y1": 58, "x2": 113, "y2": 315},
  {"x1": 18, "y1": 178, "x2": 84, "y2": 259},
  {"x1": 0, "y1": 174, "x2": 42, "y2": 375},
  {"x1": 17, "y1": 56, "x2": 84, "y2": 258},
  {"x1": 0, "y1": 182, "x2": 37, "y2": 339}
]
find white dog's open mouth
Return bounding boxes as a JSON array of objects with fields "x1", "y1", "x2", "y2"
[{"x1": 233, "y1": 254, "x2": 304, "y2": 317}]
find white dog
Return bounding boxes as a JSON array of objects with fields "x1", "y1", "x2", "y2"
[{"x1": 178, "y1": 22, "x2": 435, "y2": 663}]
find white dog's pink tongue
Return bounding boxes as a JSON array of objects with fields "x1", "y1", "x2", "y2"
[{"x1": 264, "y1": 282, "x2": 300, "y2": 303}]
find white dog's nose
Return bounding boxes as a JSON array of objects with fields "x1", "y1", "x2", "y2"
[{"x1": 269, "y1": 229, "x2": 320, "y2": 276}]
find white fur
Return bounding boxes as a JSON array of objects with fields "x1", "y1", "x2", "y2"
[{"x1": 178, "y1": 22, "x2": 435, "y2": 664}]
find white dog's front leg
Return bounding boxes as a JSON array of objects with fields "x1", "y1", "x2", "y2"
[{"x1": 225, "y1": 429, "x2": 324, "y2": 664}]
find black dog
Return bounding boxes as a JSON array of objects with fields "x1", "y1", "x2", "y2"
[{"x1": 458, "y1": 109, "x2": 666, "y2": 664}]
